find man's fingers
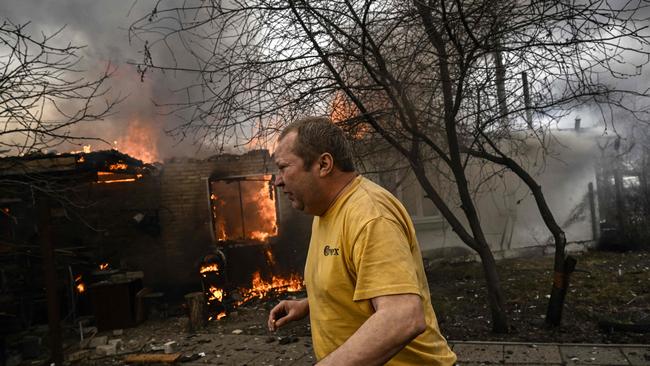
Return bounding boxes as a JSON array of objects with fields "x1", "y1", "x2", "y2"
[
  {"x1": 274, "y1": 316, "x2": 289, "y2": 329},
  {"x1": 267, "y1": 315, "x2": 275, "y2": 331},
  {"x1": 268, "y1": 302, "x2": 286, "y2": 331}
]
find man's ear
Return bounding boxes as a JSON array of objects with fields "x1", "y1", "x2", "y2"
[{"x1": 318, "y1": 153, "x2": 334, "y2": 177}]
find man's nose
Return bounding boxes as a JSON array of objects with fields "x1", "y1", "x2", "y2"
[{"x1": 274, "y1": 174, "x2": 284, "y2": 187}]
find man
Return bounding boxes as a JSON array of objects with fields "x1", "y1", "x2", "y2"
[{"x1": 268, "y1": 117, "x2": 456, "y2": 365}]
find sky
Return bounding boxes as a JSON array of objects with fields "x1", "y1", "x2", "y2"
[
  {"x1": 0, "y1": 0, "x2": 211, "y2": 162},
  {"x1": 2, "y1": 1, "x2": 650, "y2": 162}
]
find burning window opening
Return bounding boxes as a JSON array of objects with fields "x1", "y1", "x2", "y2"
[{"x1": 209, "y1": 175, "x2": 278, "y2": 243}]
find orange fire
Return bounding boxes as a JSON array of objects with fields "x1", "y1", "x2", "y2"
[
  {"x1": 250, "y1": 231, "x2": 272, "y2": 242},
  {"x1": 237, "y1": 271, "x2": 303, "y2": 306},
  {"x1": 114, "y1": 118, "x2": 160, "y2": 164},
  {"x1": 330, "y1": 91, "x2": 358, "y2": 123},
  {"x1": 96, "y1": 171, "x2": 141, "y2": 184},
  {"x1": 330, "y1": 91, "x2": 371, "y2": 139},
  {"x1": 74, "y1": 275, "x2": 85, "y2": 294},
  {"x1": 207, "y1": 286, "x2": 224, "y2": 302},
  {"x1": 210, "y1": 194, "x2": 227, "y2": 241},
  {"x1": 263, "y1": 246, "x2": 276, "y2": 266},
  {"x1": 99, "y1": 263, "x2": 109, "y2": 270},
  {"x1": 210, "y1": 176, "x2": 277, "y2": 242},
  {"x1": 209, "y1": 311, "x2": 227, "y2": 321},
  {"x1": 201, "y1": 267, "x2": 303, "y2": 321},
  {"x1": 97, "y1": 177, "x2": 137, "y2": 184},
  {"x1": 255, "y1": 176, "x2": 278, "y2": 240},
  {"x1": 200, "y1": 263, "x2": 219, "y2": 277},
  {"x1": 71, "y1": 145, "x2": 92, "y2": 155},
  {"x1": 109, "y1": 163, "x2": 128, "y2": 170}
]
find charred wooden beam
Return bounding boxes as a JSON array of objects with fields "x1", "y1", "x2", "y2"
[{"x1": 37, "y1": 194, "x2": 63, "y2": 364}]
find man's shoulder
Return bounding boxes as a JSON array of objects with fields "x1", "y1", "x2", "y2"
[
  {"x1": 343, "y1": 177, "x2": 405, "y2": 221},
  {"x1": 354, "y1": 176, "x2": 401, "y2": 206}
]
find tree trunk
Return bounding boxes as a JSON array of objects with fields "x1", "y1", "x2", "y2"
[
  {"x1": 464, "y1": 146, "x2": 574, "y2": 326},
  {"x1": 476, "y1": 244, "x2": 509, "y2": 332},
  {"x1": 415, "y1": 0, "x2": 509, "y2": 333},
  {"x1": 545, "y1": 256, "x2": 577, "y2": 326}
]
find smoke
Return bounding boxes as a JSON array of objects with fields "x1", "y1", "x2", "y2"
[{"x1": 0, "y1": 0, "x2": 215, "y2": 161}]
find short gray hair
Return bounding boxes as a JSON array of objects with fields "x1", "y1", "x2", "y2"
[{"x1": 279, "y1": 116, "x2": 355, "y2": 172}]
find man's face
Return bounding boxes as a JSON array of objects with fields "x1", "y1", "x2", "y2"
[{"x1": 273, "y1": 131, "x2": 321, "y2": 214}]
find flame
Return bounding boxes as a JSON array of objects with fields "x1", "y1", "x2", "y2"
[
  {"x1": 98, "y1": 178, "x2": 137, "y2": 184},
  {"x1": 114, "y1": 118, "x2": 160, "y2": 163},
  {"x1": 70, "y1": 145, "x2": 92, "y2": 155},
  {"x1": 210, "y1": 176, "x2": 277, "y2": 242},
  {"x1": 254, "y1": 176, "x2": 278, "y2": 240},
  {"x1": 99, "y1": 263, "x2": 109, "y2": 270},
  {"x1": 208, "y1": 311, "x2": 227, "y2": 321},
  {"x1": 237, "y1": 271, "x2": 303, "y2": 306},
  {"x1": 96, "y1": 171, "x2": 141, "y2": 184},
  {"x1": 109, "y1": 163, "x2": 128, "y2": 170},
  {"x1": 207, "y1": 286, "x2": 224, "y2": 302},
  {"x1": 330, "y1": 91, "x2": 358, "y2": 123},
  {"x1": 263, "y1": 246, "x2": 276, "y2": 266},
  {"x1": 200, "y1": 263, "x2": 219, "y2": 275},
  {"x1": 210, "y1": 194, "x2": 227, "y2": 241},
  {"x1": 77, "y1": 156, "x2": 85, "y2": 163},
  {"x1": 74, "y1": 275, "x2": 85, "y2": 294},
  {"x1": 330, "y1": 91, "x2": 370, "y2": 139},
  {"x1": 250, "y1": 231, "x2": 272, "y2": 242},
  {"x1": 200, "y1": 266, "x2": 303, "y2": 322}
]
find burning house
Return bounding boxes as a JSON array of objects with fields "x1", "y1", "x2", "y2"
[{"x1": 0, "y1": 148, "x2": 311, "y2": 338}]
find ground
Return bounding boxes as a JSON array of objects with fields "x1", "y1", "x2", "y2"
[
  {"x1": 429, "y1": 249, "x2": 650, "y2": 344},
  {"x1": 213, "y1": 248, "x2": 650, "y2": 343},
  {"x1": 11, "y1": 249, "x2": 650, "y2": 365}
]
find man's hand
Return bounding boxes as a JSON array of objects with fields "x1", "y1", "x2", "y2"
[{"x1": 267, "y1": 298, "x2": 309, "y2": 331}]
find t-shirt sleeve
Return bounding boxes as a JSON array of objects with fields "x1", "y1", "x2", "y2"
[{"x1": 350, "y1": 216, "x2": 422, "y2": 301}]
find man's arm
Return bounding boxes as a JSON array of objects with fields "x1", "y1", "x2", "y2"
[
  {"x1": 267, "y1": 298, "x2": 309, "y2": 331},
  {"x1": 317, "y1": 293, "x2": 426, "y2": 366}
]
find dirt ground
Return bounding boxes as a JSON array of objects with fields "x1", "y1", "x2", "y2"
[
  {"x1": 209, "y1": 248, "x2": 650, "y2": 344},
  {"x1": 428, "y1": 249, "x2": 650, "y2": 344},
  {"x1": 13, "y1": 249, "x2": 650, "y2": 365}
]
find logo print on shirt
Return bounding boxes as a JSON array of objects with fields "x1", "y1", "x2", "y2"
[{"x1": 323, "y1": 245, "x2": 340, "y2": 256}]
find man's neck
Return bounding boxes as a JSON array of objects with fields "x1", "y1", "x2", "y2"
[{"x1": 317, "y1": 171, "x2": 358, "y2": 216}]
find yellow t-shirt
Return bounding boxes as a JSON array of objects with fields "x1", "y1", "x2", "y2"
[{"x1": 304, "y1": 176, "x2": 456, "y2": 365}]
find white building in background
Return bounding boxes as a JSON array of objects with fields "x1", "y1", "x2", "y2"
[{"x1": 360, "y1": 127, "x2": 602, "y2": 260}]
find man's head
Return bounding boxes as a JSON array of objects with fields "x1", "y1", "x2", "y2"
[
  {"x1": 278, "y1": 116, "x2": 355, "y2": 172},
  {"x1": 273, "y1": 117, "x2": 356, "y2": 215}
]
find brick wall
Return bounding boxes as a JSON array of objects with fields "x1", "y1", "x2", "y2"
[{"x1": 158, "y1": 150, "x2": 282, "y2": 293}]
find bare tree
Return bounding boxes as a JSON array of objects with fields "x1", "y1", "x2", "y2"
[
  {"x1": 1, "y1": 20, "x2": 119, "y2": 156},
  {"x1": 130, "y1": 0, "x2": 650, "y2": 332}
]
